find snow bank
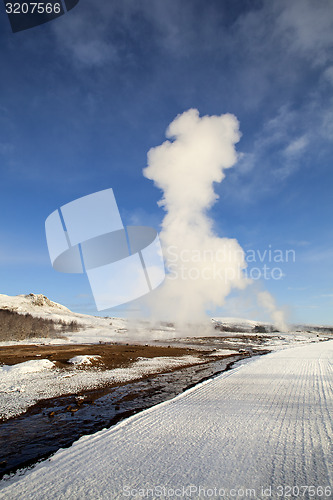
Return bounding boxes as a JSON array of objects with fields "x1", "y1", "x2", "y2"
[
  {"x1": 133, "y1": 355, "x2": 201, "y2": 370},
  {"x1": 68, "y1": 355, "x2": 102, "y2": 366},
  {"x1": 0, "y1": 359, "x2": 55, "y2": 375},
  {"x1": 209, "y1": 349, "x2": 239, "y2": 356}
]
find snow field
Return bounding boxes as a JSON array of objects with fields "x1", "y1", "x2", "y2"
[
  {"x1": 0, "y1": 355, "x2": 202, "y2": 420},
  {"x1": 0, "y1": 341, "x2": 331, "y2": 499}
]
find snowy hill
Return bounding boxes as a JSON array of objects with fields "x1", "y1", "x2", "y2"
[
  {"x1": 0, "y1": 293, "x2": 75, "y2": 319},
  {"x1": 0, "y1": 293, "x2": 128, "y2": 344}
]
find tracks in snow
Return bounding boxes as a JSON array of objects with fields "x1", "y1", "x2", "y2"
[{"x1": 0, "y1": 341, "x2": 332, "y2": 499}]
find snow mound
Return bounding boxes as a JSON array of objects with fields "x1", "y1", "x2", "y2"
[
  {"x1": 133, "y1": 355, "x2": 202, "y2": 371},
  {"x1": 0, "y1": 359, "x2": 55, "y2": 375},
  {"x1": 68, "y1": 355, "x2": 102, "y2": 366},
  {"x1": 19, "y1": 293, "x2": 69, "y2": 311},
  {"x1": 209, "y1": 349, "x2": 239, "y2": 356},
  {"x1": 23, "y1": 293, "x2": 71, "y2": 309}
]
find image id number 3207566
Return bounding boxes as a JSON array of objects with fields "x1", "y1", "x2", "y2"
[{"x1": 5, "y1": 2, "x2": 61, "y2": 14}]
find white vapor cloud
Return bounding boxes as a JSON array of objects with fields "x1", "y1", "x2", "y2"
[
  {"x1": 143, "y1": 109, "x2": 249, "y2": 324},
  {"x1": 257, "y1": 291, "x2": 288, "y2": 332}
]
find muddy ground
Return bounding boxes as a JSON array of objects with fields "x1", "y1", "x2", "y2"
[{"x1": 0, "y1": 343, "x2": 207, "y2": 370}]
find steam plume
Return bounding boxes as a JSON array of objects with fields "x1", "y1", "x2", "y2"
[
  {"x1": 257, "y1": 291, "x2": 288, "y2": 332},
  {"x1": 143, "y1": 109, "x2": 248, "y2": 324}
]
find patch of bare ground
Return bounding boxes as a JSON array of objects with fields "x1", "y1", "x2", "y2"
[{"x1": 0, "y1": 344, "x2": 206, "y2": 370}]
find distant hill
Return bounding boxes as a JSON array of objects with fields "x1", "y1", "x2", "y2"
[
  {"x1": 0, "y1": 308, "x2": 80, "y2": 341},
  {"x1": 212, "y1": 317, "x2": 333, "y2": 335},
  {"x1": 0, "y1": 293, "x2": 126, "y2": 344}
]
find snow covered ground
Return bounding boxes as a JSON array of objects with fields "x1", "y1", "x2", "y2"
[
  {"x1": 0, "y1": 355, "x2": 202, "y2": 421},
  {"x1": 1, "y1": 340, "x2": 331, "y2": 499},
  {"x1": 1, "y1": 292, "x2": 332, "y2": 425}
]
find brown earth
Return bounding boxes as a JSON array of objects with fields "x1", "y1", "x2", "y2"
[{"x1": 0, "y1": 343, "x2": 206, "y2": 370}]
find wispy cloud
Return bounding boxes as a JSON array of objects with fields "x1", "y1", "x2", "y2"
[
  {"x1": 288, "y1": 241, "x2": 311, "y2": 247},
  {"x1": 301, "y1": 247, "x2": 333, "y2": 264},
  {"x1": 224, "y1": 85, "x2": 332, "y2": 200},
  {"x1": 51, "y1": 2, "x2": 119, "y2": 68},
  {"x1": 0, "y1": 246, "x2": 49, "y2": 266},
  {"x1": 284, "y1": 136, "x2": 308, "y2": 157},
  {"x1": 276, "y1": 0, "x2": 333, "y2": 67},
  {"x1": 287, "y1": 286, "x2": 310, "y2": 291}
]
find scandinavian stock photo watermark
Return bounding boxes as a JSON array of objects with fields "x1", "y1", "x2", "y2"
[
  {"x1": 165, "y1": 245, "x2": 296, "y2": 282},
  {"x1": 45, "y1": 188, "x2": 165, "y2": 311}
]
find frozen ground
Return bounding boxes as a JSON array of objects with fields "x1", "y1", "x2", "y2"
[
  {"x1": 1, "y1": 293, "x2": 332, "y2": 424},
  {"x1": 0, "y1": 355, "x2": 202, "y2": 421},
  {"x1": 0, "y1": 340, "x2": 332, "y2": 499}
]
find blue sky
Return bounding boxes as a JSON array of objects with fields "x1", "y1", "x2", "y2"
[{"x1": 0, "y1": 0, "x2": 332, "y2": 324}]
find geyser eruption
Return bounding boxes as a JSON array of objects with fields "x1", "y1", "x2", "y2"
[{"x1": 143, "y1": 109, "x2": 248, "y2": 324}]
